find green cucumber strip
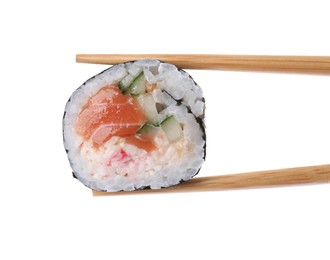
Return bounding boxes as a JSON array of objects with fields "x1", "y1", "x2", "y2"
[
  {"x1": 127, "y1": 72, "x2": 146, "y2": 96},
  {"x1": 137, "y1": 124, "x2": 160, "y2": 139},
  {"x1": 161, "y1": 115, "x2": 183, "y2": 143},
  {"x1": 160, "y1": 115, "x2": 174, "y2": 125},
  {"x1": 119, "y1": 74, "x2": 135, "y2": 91}
]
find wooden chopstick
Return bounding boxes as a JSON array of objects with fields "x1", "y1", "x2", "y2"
[
  {"x1": 92, "y1": 164, "x2": 330, "y2": 196},
  {"x1": 76, "y1": 56, "x2": 329, "y2": 196},
  {"x1": 76, "y1": 54, "x2": 330, "y2": 75}
]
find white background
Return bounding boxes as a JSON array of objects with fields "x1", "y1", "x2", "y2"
[{"x1": 1, "y1": 1, "x2": 329, "y2": 259}]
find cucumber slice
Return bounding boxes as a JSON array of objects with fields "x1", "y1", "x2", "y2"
[
  {"x1": 161, "y1": 116, "x2": 183, "y2": 143},
  {"x1": 119, "y1": 74, "x2": 135, "y2": 91},
  {"x1": 127, "y1": 72, "x2": 146, "y2": 96},
  {"x1": 137, "y1": 124, "x2": 160, "y2": 139},
  {"x1": 137, "y1": 93, "x2": 159, "y2": 125}
]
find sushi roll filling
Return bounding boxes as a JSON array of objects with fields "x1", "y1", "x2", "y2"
[{"x1": 75, "y1": 80, "x2": 186, "y2": 180}]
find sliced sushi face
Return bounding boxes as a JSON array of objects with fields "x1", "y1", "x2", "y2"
[{"x1": 63, "y1": 60, "x2": 205, "y2": 191}]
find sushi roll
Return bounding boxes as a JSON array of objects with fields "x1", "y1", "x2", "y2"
[{"x1": 63, "y1": 60, "x2": 205, "y2": 191}]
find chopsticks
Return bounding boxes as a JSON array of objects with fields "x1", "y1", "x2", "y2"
[
  {"x1": 75, "y1": 54, "x2": 330, "y2": 195},
  {"x1": 92, "y1": 164, "x2": 330, "y2": 196},
  {"x1": 76, "y1": 54, "x2": 330, "y2": 75}
]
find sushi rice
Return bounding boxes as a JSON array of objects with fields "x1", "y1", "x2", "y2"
[{"x1": 63, "y1": 60, "x2": 205, "y2": 191}]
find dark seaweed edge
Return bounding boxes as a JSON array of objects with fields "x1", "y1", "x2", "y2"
[{"x1": 63, "y1": 60, "x2": 206, "y2": 192}]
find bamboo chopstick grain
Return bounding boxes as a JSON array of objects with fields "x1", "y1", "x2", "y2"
[
  {"x1": 92, "y1": 164, "x2": 330, "y2": 196},
  {"x1": 76, "y1": 54, "x2": 330, "y2": 75}
]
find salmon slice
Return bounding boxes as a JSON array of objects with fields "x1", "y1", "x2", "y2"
[{"x1": 76, "y1": 85, "x2": 147, "y2": 148}]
